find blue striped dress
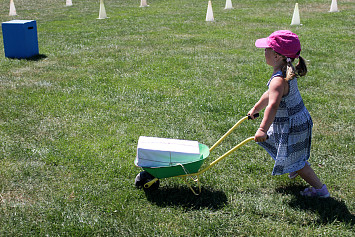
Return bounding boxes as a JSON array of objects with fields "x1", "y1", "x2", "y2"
[{"x1": 259, "y1": 71, "x2": 313, "y2": 175}]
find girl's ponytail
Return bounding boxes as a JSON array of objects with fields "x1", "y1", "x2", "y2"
[
  {"x1": 295, "y1": 56, "x2": 307, "y2": 77},
  {"x1": 285, "y1": 58, "x2": 296, "y2": 81},
  {"x1": 283, "y1": 55, "x2": 307, "y2": 81}
]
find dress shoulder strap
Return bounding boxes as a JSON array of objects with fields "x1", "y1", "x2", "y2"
[{"x1": 267, "y1": 71, "x2": 284, "y2": 86}]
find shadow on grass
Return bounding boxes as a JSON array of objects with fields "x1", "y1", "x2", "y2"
[
  {"x1": 144, "y1": 186, "x2": 228, "y2": 210},
  {"x1": 276, "y1": 184, "x2": 355, "y2": 226},
  {"x1": 6, "y1": 54, "x2": 48, "y2": 61},
  {"x1": 25, "y1": 54, "x2": 48, "y2": 61},
  {"x1": 6, "y1": 54, "x2": 47, "y2": 61}
]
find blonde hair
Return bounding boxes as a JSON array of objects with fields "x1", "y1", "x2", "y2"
[{"x1": 281, "y1": 56, "x2": 307, "y2": 81}]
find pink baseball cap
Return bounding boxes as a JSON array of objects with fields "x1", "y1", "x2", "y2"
[{"x1": 255, "y1": 30, "x2": 301, "y2": 58}]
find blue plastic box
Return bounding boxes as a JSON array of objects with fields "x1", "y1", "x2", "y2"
[{"x1": 2, "y1": 20, "x2": 39, "y2": 59}]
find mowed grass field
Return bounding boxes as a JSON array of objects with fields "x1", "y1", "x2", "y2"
[{"x1": 0, "y1": 0, "x2": 354, "y2": 236}]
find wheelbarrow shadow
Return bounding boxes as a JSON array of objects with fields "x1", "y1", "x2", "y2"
[
  {"x1": 144, "y1": 186, "x2": 228, "y2": 210},
  {"x1": 275, "y1": 184, "x2": 355, "y2": 226}
]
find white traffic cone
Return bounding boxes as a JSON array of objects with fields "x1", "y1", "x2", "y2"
[
  {"x1": 66, "y1": 0, "x2": 73, "y2": 6},
  {"x1": 140, "y1": 0, "x2": 149, "y2": 7},
  {"x1": 224, "y1": 0, "x2": 233, "y2": 10},
  {"x1": 290, "y1": 3, "x2": 301, "y2": 25},
  {"x1": 329, "y1": 0, "x2": 339, "y2": 12},
  {"x1": 9, "y1": 0, "x2": 17, "y2": 16},
  {"x1": 206, "y1": 1, "x2": 214, "y2": 22},
  {"x1": 97, "y1": 0, "x2": 108, "y2": 19}
]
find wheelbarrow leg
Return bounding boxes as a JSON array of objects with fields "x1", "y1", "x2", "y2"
[{"x1": 183, "y1": 175, "x2": 202, "y2": 195}]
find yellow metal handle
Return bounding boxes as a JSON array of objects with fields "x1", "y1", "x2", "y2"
[
  {"x1": 177, "y1": 136, "x2": 255, "y2": 178},
  {"x1": 209, "y1": 116, "x2": 249, "y2": 152},
  {"x1": 175, "y1": 136, "x2": 254, "y2": 194},
  {"x1": 199, "y1": 136, "x2": 255, "y2": 175},
  {"x1": 163, "y1": 115, "x2": 257, "y2": 195}
]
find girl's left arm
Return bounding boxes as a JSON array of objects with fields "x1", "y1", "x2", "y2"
[{"x1": 254, "y1": 76, "x2": 285, "y2": 142}]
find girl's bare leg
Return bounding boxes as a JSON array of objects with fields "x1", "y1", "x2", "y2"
[{"x1": 296, "y1": 163, "x2": 323, "y2": 189}]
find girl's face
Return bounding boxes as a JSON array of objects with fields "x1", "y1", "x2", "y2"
[
  {"x1": 264, "y1": 48, "x2": 276, "y2": 66},
  {"x1": 264, "y1": 48, "x2": 285, "y2": 69}
]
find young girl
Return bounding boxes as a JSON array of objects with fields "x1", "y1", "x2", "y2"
[{"x1": 248, "y1": 30, "x2": 329, "y2": 198}]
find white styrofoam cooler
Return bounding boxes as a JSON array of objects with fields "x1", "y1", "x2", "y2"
[{"x1": 136, "y1": 136, "x2": 201, "y2": 168}]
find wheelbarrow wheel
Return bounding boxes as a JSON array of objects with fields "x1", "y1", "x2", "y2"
[{"x1": 135, "y1": 171, "x2": 160, "y2": 191}]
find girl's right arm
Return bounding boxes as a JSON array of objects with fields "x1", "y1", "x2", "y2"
[{"x1": 248, "y1": 91, "x2": 269, "y2": 119}]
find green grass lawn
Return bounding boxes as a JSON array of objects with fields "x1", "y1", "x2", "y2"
[{"x1": 0, "y1": 0, "x2": 354, "y2": 235}]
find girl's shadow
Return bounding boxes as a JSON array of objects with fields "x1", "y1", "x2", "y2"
[
  {"x1": 275, "y1": 184, "x2": 355, "y2": 226},
  {"x1": 144, "y1": 185, "x2": 228, "y2": 210}
]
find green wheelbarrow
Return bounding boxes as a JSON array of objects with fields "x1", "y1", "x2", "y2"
[{"x1": 134, "y1": 114, "x2": 259, "y2": 195}]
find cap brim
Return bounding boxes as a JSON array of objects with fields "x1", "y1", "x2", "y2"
[{"x1": 255, "y1": 38, "x2": 269, "y2": 48}]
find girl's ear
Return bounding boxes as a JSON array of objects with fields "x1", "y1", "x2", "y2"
[{"x1": 274, "y1": 53, "x2": 283, "y2": 62}]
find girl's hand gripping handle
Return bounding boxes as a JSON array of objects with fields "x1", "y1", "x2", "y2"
[{"x1": 248, "y1": 113, "x2": 259, "y2": 120}]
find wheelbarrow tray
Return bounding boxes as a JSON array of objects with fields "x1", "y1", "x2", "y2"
[{"x1": 135, "y1": 143, "x2": 210, "y2": 179}]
